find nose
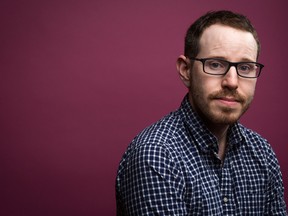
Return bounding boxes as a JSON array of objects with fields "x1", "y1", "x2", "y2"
[{"x1": 221, "y1": 66, "x2": 239, "y2": 90}]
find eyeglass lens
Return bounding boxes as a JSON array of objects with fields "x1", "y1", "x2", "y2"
[{"x1": 204, "y1": 59, "x2": 260, "y2": 78}]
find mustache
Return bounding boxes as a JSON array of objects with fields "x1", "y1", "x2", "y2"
[{"x1": 208, "y1": 89, "x2": 246, "y2": 103}]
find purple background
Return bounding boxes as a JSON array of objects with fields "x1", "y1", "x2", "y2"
[{"x1": 1, "y1": 0, "x2": 287, "y2": 215}]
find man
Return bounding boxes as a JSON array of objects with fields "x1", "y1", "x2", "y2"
[{"x1": 116, "y1": 10, "x2": 287, "y2": 215}]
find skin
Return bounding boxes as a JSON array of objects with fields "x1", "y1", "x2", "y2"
[{"x1": 177, "y1": 24, "x2": 258, "y2": 160}]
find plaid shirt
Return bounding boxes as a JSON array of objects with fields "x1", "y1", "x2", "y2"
[{"x1": 116, "y1": 95, "x2": 287, "y2": 215}]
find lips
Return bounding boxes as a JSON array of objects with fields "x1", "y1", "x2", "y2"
[
  {"x1": 218, "y1": 97, "x2": 239, "y2": 102},
  {"x1": 210, "y1": 90, "x2": 245, "y2": 104},
  {"x1": 211, "y1": 91, "x2": 245, "y2": 108},
  {"x1": 217, "y1": 97, "x2": 239, "y2": 105}
]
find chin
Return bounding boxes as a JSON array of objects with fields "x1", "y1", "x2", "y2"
[
  {"x1": 195, "y1": 101, "x2": 249, "y2": 126},
  {"x1": 213, "y1": 116, "x2": 239, "y2": 125},
  {"x1": 210, "y1": 110, "x2": 242, "y2": 125}
]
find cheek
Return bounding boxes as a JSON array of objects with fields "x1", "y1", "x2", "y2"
[
  {"x1": 191, "y1": 75, "x2": 218, "y2": 99},
  {"x1": 196, "y1": 75, "x2": 219, "y2": 91},
  {"x1": 239, "y1": 81, "x2": 257, "y2": 98}
]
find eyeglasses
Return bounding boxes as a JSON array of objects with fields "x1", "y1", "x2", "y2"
[{"x1": 189, "y1": 57, "x2": 264, "y2": 78}]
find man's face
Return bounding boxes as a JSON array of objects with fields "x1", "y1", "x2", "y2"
[{"x1": 188, "y1": 24, "x2": 258, "y2": 126}]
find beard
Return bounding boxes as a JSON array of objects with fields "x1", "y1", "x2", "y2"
[{"x1": 189, "y1": 86, "x2": 253, "y2": 125}]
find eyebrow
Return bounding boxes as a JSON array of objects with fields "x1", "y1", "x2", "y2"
[{"x1": 207, "y1": 56, "x2": 257, "y2": 62}]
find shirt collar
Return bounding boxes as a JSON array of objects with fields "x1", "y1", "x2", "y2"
[{"x1": 179, "y1": 94, "x2": 244, "y2": 152}]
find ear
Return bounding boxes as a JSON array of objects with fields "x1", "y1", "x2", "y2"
[{"x1": 176, "y1": 55, "x2": 191, "y2": 88}]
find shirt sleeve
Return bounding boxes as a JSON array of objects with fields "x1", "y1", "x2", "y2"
[
  {"x1": 264, "y1": 145, "x2": 287, "y2": 215},
  {"x1": 116, "y1": 142, "x2": 187, "y2": 215}
]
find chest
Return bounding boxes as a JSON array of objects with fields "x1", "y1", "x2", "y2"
[{"x1": 181, "y1": 146, "x2": 267, "y2": 215}]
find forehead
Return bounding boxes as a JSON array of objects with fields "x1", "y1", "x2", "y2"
[{"x1": 198, "y1": 24, "x2": 258, "y2": 61}]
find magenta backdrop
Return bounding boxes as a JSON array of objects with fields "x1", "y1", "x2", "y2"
[{"x1": 1, "y1": 0, "x2": 287, "y2": 215}]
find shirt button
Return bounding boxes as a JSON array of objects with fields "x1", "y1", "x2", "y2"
[{"x1": 223, "y1": 197, "x2": 228, "y2": 203}]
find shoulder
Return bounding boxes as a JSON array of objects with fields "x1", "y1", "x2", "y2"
[
  {"x1": 238, "y1": 124, "x2": 279, "y2": 165},
  {"x1": 117, "y1": 110, "x2": 186, "y2": 171},
  {"x1": 240, "y1": 124, "x2": 268, "y2": 146},
  {"x1": 133, "y1": 110, "x2": 184, "y2": 149}
]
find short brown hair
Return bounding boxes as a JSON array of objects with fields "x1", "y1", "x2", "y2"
[{"x1": 184, "y1": 10, "x2": 260, "y2": 59}]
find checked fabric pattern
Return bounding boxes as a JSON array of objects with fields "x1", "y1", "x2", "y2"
[{"x1": 116, "y1": 94, "x2": 287, "y2": 215}]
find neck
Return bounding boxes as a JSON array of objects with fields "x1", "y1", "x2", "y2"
[
  {"x1": 208, "y1": 123, "x2": 229, "y2": 161},
  {"x1": 207, "y1": 123, "x2": 229, "y2": 141}
]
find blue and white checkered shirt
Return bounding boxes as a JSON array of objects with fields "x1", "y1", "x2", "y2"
[{"x1": 116, "y1": 95, "x2": 287, "y2": 215}]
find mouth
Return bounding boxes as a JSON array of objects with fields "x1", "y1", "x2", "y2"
[
  {"x1": 209, "y1": 90, "x2": 245, "y2": 109},
  {"x1": 214, "y1": 97, "x2": 241, "y2": 107}
]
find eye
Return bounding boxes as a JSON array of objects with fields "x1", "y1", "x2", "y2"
[
  {"x1": 238, "y1": 63, "x2": 254, "y2": 73},
  {"x1": 206, "y1": 60, "x2": 225, "y2": 70}
]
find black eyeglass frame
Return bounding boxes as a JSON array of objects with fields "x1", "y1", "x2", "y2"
[{"x1": 189, "y1": 57, "x2": 264, "y2": 78}]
